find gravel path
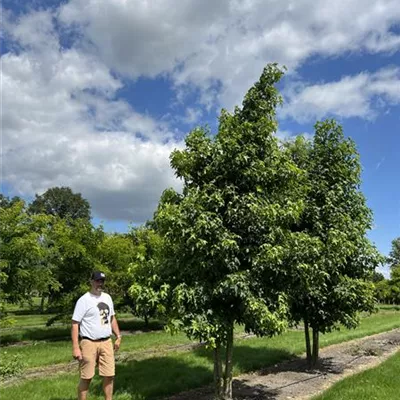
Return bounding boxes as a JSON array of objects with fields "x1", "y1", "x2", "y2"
[{"x1": 165, "y1": 329, "x2": 400, "y2": 400}]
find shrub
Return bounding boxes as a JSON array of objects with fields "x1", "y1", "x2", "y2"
[{"x1": 0, "y1": 353, "x2": 26, "y2": 378}]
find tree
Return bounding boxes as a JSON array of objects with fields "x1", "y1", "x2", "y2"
[
  {"x1": 0, "y1": 201, "x2": 60, "y2": 317},
  {"x1": 0, "y1": 194, "x2": 23, "y2": 209},
  {"x1": 374, "y1": 279, "x2": 391, "y2": 304},
  {"x1": 45, "y1": 218, "x2": 105, "y2": 323},
  {"x1": 388, "y1": 237, "x2": 400, "y2": 277},
  {"x1": 373, "y1": 241, "x2": 400, "y2": 304},
  {"x1": 29, "y1": 187, "x2": 91, "y2": 221},
  {"x1": 127, "y1": 227, "x2": 165, "y2": 326},
  {"x1": 371, "y1": 270, "x2": 385, "y2": 283},
  {"x1": 285, "y1": 120, "x2": 382, "y2": 367},
  {"x1": 152, "y1": 64, "x2": 304, "y2": 400},
  {"x1": 97, "y1": 227, "x2": 165, "y2": 326},
  {"x1": 98, "y1": 232, "x2": 136, "y2": 309}
]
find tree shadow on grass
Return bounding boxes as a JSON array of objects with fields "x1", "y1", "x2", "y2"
[
  {"x1": 194, "y1": 342, "x2": 347, "y2": 376},
  {"x1": 118, "y1": 319, "x2": 164, "y2": 333},
  {"x1": 50, "y1": 344, "x2": 340, "y2": 400},
  {"x1": 0, "y1": 320, "x2": 164, "y2": 346},
  {"x1": 0, "y1": 327, "x2": 71, "y2": 345},
  {"x1": 48, "y1": 344, "x2": 344, "y2": 400},
  {"x1": 89, "y1": 355, "x2": 213, "y2": 400},
  {"x1": 92, "y1": 345, "x2": 296, "y2": 400},
  {"x1": 187, "y1": 344, "x2": 347, "y2": 399},
  {"x1": 193, "y1": 344, "x2": 295, "y2": 375}
]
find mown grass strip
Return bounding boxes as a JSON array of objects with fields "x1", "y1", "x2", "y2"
[
  {"x1": 1, "y1": 312, "x2": 400, "y2": 400},
  {"x1": 2, "y1": 312, "x2": 139, "y2": 329},
  {"x1": 1, "y1": 330, "x2": 192, "y2": 369},
  {"x1": 313, "y1": 350, "x2": 400, "y2": 400},
  {"x1": 0, "y1": 318, "x2": 163, "y2": 345}
]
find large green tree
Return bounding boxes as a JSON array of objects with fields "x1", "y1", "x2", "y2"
[
  {"x1": 98, "y1": 232, "x2": 136, "y2": 308},
  {"x1": 0, "y1": 194, "x2": 23, "y2": 209},
  {"x1": 29, "y1": 186, "x2": 91, "y2": 221},
  {"x1": 127, "y1": 227, "x2": 165, "y2": 326},
  {"x1": 98, "y1": 227, "x2": 164, "y2": 326},
  {"x1": 152, "y1": 64, "x2": 304, "y2": 400},
  {"x1": 374, "y1": 278, "x2": 394, "y2": 304},
  {"x1": 388, "y1": 237, "x2": 400, "y2": 275},
  {"x1": 286, "y1": 121, "x2": 382, "y2": 366},
  {"x1": 44, "y1": 218, "x2": 105, "y2": 324},
  {"x1": 0, "y1": 201, "x2": 60, "y2": 320}
]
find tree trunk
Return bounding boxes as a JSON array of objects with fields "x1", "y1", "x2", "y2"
[
  {"x1": 39, "y1": 295, "x2": 46, "y2": 314},
  {"x1": 213, "y1": 345, "x2": 224, "y2": 399},
  {"x1": 312, "y1": 327, "x2": 319, "y2": 367},
  {"x1": 304, "y1": 317, "x2": 312, "y2": 367},
  {"x1": 222, "y1": 324, "x2": 234, "y2": 400},
  {"x1": 144, "y1": 313, "x2": 149, "y2": 328},
  {"x1": 213, "y1": 326, "x2": 234, "y2": 400}
]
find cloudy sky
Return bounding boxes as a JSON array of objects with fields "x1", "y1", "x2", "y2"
[{"x1": 1, "y1": 0, "x2": 399, "y2": 268}]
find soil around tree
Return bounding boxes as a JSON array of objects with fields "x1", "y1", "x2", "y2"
[{"x1": 165, "y1": 329, "x2": 400, "y2": 400}]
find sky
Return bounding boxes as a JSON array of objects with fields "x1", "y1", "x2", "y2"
[{"x1": 1, "y1": 0, "x2": 399, "y2": 276}]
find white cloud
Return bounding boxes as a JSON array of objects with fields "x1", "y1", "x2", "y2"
[
  {"x1": 275, "y1": 130, "x2": 295, "y2": 142},
  {"x1": 58, "y1": 0, "x2": 400, "y2": 110},
  {"x1": 3, "y1": 1, "x2": 400, "y2": 224},
  {"x1": 1, "y1": 9, "x2": 182, "y2": 222},
  {"x1": 181, "y1": 107, "x2": 203, "y2": 125},
  {"x1": 377, "y1": 264, "x2": 391, "y2": 279},
  {"x1": 281, "y1": 67, "x2": 400, "y2": 122},
  {"x1": 275, "y1": 130, "x2": 313, "y2": 145},
  {"x1": 376, "y1": 157, "x2": 386, "y2": 170}
]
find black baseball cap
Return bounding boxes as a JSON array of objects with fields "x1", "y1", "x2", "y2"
[{"x1": 91, "y1": 271, "x2": 106, "y2": 281}]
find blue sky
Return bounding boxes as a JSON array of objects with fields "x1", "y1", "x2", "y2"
[{"x1": 1, "y1": 0, "x2": 399, "y2": 275}]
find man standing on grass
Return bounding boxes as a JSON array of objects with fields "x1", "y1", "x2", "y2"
[{"x1": 72, "y1": 271, "x2": 122, "y2": 400}]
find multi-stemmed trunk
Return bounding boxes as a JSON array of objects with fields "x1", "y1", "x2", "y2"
[
  {"x1": 312, "y1": 327, "x2": 319, "y2": 366},
  {"x1": 213, "y1": 324, "x2": 234, "y2": 400},
  {"x1": 304, "y1": 317, "x2": 319, "y2": 368}
]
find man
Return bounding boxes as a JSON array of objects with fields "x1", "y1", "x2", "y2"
[{"x1": 72, "y1": 271, "x2": 122, "y2": 400}]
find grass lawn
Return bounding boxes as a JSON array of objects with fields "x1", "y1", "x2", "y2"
[
  {"x1": 3, "y1": 314, "x2": 58, "y2": 328},
  {"x1": 0, "y1": 317, "x2": 164, "y2": 345},
  {"x1": 3, "y1": 297, "x2": 43, "y2": 313},
  {"x1": 4, "y1": 310, "x2": 398, "y2": 370},
  {"x1": 1, "y1": 330, "x2": 192, "y2": 369},
  {"x1": 1, "y1": 311, "x2": 400, "y2": 400},
  {"x1": 2, "y1": 312, "x2": 142, "y2": 329},
  {"x1": 313, "y1": 350, "x2": 400, "y2": 400},
  {"x1": 377, "y1": 304, "x2": 400, "y2": 311}
]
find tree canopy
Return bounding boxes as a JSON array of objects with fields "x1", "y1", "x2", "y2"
[
  {"x1": 29, "y1": 186, "x2": 91, "y2": 221},
  {"x1": 285, "y1": 120, "x2": 382, "y2": 366},
  {"x1": 152, "y1": 64, "x2": 306, "y2": 399}
]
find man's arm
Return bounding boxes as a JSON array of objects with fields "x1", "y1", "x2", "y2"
[
  {"x1": 111, "y1": 316, "x2": 122, "y2": 351},
  {"x1": 71, "y1": 321, "x2": 82, "y2": 360}
]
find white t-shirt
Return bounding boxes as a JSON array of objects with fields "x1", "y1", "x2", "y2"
[{"x1": 72, "y1": 292, "x2": 115, "y2": 340}]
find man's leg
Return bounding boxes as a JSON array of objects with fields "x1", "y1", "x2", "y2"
[
  {"x1": 78, "y1": 339, "x2": 96, "y2": 400},
  {"x1": 99, "y1": 339, "x2": 115, "y2": 400},
  {"x1": 103, "y1": 376, "x2": 114, "y2": 400},
  {"x1": 78, "y1": 378, "x2": 91, "y2": 400}
]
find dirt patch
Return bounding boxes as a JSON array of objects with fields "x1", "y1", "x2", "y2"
[{"x1": 165, "y1": 329, "x2": 400, "y2": 400}]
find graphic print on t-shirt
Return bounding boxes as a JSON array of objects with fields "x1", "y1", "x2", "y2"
[{"x1": 97, "y1": 302, "x2": 110, "y2": 325}]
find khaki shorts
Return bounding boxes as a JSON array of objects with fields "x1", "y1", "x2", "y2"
[{"x1": 79, "y1": 338, "x2": 115, "y2": 379}]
